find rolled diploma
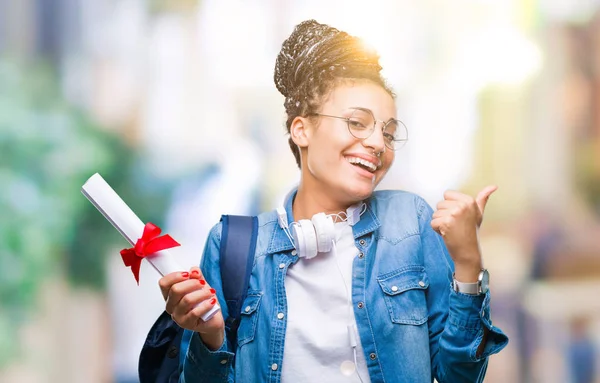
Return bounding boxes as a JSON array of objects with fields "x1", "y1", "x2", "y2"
[{"x1": 81, "y1": 173, "x2": 220, "y2": 321}]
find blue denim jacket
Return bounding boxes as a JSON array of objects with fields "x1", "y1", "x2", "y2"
[{"x1": 181, "y1": 190, "x2": 508, "y2": 383}]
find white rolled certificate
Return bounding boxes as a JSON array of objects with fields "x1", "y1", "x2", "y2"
[{"x1": 81, "y1": 172, "x2": 220, "y2": 321}]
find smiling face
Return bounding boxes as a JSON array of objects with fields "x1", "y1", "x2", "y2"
[{"x1": 290, "y1": 80, "x2": 396, "y2": 208}]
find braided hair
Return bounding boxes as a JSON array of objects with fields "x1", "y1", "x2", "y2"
[{"x1": 274, "y1": 20, "x2": 394, "y2": 168}]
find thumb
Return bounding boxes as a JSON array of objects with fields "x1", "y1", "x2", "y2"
[{"x1": 475, "y1": 185, "x2": 498, "y2": 214}]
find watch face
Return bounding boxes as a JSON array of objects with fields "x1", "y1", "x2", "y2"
[{"x1": 480, "y1": 269, "x2": 490, "y2": 293}]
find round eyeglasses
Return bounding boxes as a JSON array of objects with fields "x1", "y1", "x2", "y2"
[{"x1": 311, "y1": 107, "x2": 408, "y2": 151}]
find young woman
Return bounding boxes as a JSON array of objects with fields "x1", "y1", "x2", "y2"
[{"x1": 159, "y1": 19, "x2": 508, "y2": 382}]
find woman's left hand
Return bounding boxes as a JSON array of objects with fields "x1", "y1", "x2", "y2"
[{"x1": 431, "y1": 185, "x2": 497, "y2": 280}]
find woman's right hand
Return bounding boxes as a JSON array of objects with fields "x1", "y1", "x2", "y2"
[{"x1": 159, "y1": 266, "x2": 225, "y2": 350}]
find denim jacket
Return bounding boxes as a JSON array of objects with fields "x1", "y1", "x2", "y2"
[{"x1": 181, "y1": 190, "x2": 509, "y2": 383}]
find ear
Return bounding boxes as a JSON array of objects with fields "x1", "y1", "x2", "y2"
[{"x1": 289, "y1": 116, "x2": 312, "y2": 148}]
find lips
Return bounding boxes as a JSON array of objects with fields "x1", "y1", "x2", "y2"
[
  {"x1": 344, "y1": 153, "x2": 381, "y2": 173},
  {"x1": 346, "y1": 156, "x2": 377, "y2": 172}
]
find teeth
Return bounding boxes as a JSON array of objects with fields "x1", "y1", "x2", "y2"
[{"x1": 346, "y1": 157, "x2": 377, "y2": 172}]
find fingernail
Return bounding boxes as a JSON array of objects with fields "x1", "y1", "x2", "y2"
[
  {"x1": 210, "y1": 298, "x2": 217, "y2": 305},
  {"x1": 209, "y1": 288, "x2": 216, "y2": 294},
  {"x1": 191, "y1": 270, "x2": 199, "y2": 276},
  {"x1": 199, "y1": 279, "x2": 206, "y2": 285},
  {"x1": 181, "y1": 272, "x2": 189, "y2": 278}
]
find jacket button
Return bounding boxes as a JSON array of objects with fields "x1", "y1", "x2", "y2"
[
  {"x1": 245, "y1": 306, "x2": 251, "y2": 313},
  {"x1": 357, "y1": 302, "x2": 364, "y2": 309},
  {"x1": 419, "y1": 281, "x2": 425, "y2": 287},
  {"x1": 279, "y1": 263, "x2": 285, "y2": 269},
  {"x1": 391, "y1": 286, "x2": 398, "y2": 292},
  {"x1": 271, "y1": 363, "x2": 278, "y2": 371},
  {"x1": 167, "y1": 345, "x2": 178, "y2": 359},
  {"x1": 369, "y1": 353, "x2": 377, "y2": 360},
  {"x1": 359, "y1": 239, "x2": 366, "y2": 246},
  {"x1": 277, "y1": 312, "x2": 285, "y2": 320},
  {"x1": 358, "y1": 252, "x2": 364, "y2": 259},
  {"x1": 220, "y1": 359, "x2": 228, "y2": 365}
]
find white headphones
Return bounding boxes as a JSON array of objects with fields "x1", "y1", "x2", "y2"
[{"x1": 277, "y1": 203, "x2": 365, "y2": 259}]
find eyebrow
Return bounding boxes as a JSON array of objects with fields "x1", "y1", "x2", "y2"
[{"x1": 347, "y1": 106, "x2": 396, "y2": 123}]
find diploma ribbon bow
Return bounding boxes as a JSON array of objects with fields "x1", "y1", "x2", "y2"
[{"x1": 120, "y1": 222, "x2": 180, "y2": 284}]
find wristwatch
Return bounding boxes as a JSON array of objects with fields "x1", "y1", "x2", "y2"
[{"x1": 452, "y1": 269, "x2": 489, "y2": 295}]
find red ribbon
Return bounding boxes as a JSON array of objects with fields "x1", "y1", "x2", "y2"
[{"x1": 120, "y1": 222, "x2": 180, "y2": 284}]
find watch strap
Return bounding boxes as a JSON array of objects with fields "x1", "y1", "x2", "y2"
[
  {"x1": 452, "y1": 272, "x2": 482, "y2": 295},
  {"x1": 452, "y1": 279, "x2": 480, "y2": 294}
]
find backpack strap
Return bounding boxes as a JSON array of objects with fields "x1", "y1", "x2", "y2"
[{"x1": 219, "y1": 214, "x2": 258, "y2": 348}]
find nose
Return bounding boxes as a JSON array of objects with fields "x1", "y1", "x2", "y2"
[{"x1": 361, "y1": 123, "x2": 386, "y2": 155}]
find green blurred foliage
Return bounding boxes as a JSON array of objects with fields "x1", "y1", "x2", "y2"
[
  {"x1": 575, "y1": 141, "x2": 600, "y2": 215},
  {"x1": 0, "y1": 59, "x2": 171, "y2": 367},
  {"x1": 149, "y1": 0, "x2": 200, "y2": 13}
]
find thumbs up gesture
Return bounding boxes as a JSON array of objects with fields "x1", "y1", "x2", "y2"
[{"x1": 431, "y1": 186, "x2": 497, "y2": 279}]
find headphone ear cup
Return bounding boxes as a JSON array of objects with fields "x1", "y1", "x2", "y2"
[
  {"x1": 294, "y1": 219, "x2": 318, "y2": 259},
  {"x1": 311, "y1": 213, "x2": 335, "y2": 253}
]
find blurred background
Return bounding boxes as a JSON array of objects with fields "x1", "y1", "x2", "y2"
[{"x1": 1, "y1": 0, "x2": 600, "y2": 382}]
